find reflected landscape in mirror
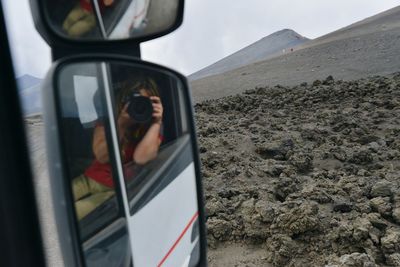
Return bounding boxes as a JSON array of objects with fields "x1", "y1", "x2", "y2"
[
  {"x1": 56, "y1": 60, "x2": 201, "y2": 266},
  {"x1": 43, "y1": 0, "x2": 180, "y2": 40}
]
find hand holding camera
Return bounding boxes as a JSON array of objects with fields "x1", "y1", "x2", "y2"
[
  {"x1": 118, "y1": 93, "x2": 163, "y2": 131},
  {"x1": 150, "y1": 96, "x2": 163, "y2": 125}
]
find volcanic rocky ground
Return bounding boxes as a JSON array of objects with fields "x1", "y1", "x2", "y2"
[
  {"x1": 25, "y1": 6, "x2": 400, "y2": 264},
  {"x1": 196, "y1": 74, "x2": 400, "y2": 266}
]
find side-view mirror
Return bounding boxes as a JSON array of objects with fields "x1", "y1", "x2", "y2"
[
  {"x1": 42, "y1": 56, "x2": 207, "y2": 266},
  {"x1": 30, "y1": 0, "x2": 183, "y2": 43}
]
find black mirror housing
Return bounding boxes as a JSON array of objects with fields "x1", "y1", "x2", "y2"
[
  {"x1": 42, "y1": 55, "x2": 208, "y2": 267},
  {"x1": 29, "y1": 0, "x2": 184, "y2": 47}
]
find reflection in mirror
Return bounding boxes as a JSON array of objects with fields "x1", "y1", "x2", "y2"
[
  {"x1": 56, "y1": 60, "x2": 201, "y2": 266},
  {"x1": 105, "y1": 62, "x2": 201, "y2": 266},
  {"x1": 108, "y1": 63, "x2": 200, "y2": 266},
  {"x1": 57, "y1": 62, "x2": 131, "y2": 266},
  {"x1": 43, "y1": 0, "x2": 180, "y2": 40},
  {"x1": 106, "y1": 63, "x2": 187, "y2": 201}
]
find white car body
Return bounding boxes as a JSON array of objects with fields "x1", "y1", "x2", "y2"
[
  {"x1": 129, "y1": 163, "x2": 199, "y2": 267},
  {"x1": 109, "y1": 0, "x2": 150, "y2": 39}
]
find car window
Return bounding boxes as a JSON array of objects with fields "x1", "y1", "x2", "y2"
[
  {"x1": 100, "y1": 0, "x2": 133, "y2": 36},
  {"x1": 105, "y1": 62, "x2": 188, "y2": 207},
  {"x1": 57, "y1": 62, "x2": 121, "y2": 239}
]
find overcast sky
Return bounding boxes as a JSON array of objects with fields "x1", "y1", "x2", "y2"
[{"x1": 3, "y1": 0, "x2": 399, "y2": 78}]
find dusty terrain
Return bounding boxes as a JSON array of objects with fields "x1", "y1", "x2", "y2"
[
  {"x1": 196, "y1": 74, "x2": 400, "y2": 266},
  {"x1": 189, "y1": 29, "x2": 309, "y2": 81},
  {"x1": 25, "y1": 76, "x2": 400, "y2": 266},
  {"x1": 190, "y1": 6, "x2": 400, "y2": 103}
]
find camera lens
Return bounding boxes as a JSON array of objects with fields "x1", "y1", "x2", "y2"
[{"x1": 127, "y1": 95, "x2": 153, "y2": 123}]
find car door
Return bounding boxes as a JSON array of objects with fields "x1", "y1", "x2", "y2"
[{"x1": 0, "y1": 2, "x2": 47, "y2": 266}]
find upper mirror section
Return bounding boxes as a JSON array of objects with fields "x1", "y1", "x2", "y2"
[{"x1": 36, "y1": 0, "x2": 181, "y2": 41}]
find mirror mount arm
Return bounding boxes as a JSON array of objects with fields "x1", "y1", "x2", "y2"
[{"x1": 52, "y1": 43, "x2": 141, "y2": 61}]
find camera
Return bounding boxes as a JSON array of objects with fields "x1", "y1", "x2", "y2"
[{"x1": 125, "y1": 92, "x2": 153, "y2": 123}]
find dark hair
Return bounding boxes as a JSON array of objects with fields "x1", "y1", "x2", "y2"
[
  {"x1": 116, "y1": 77, "x2": 159, "y2": 115},
  {"x1": 116, "y1": 77, "x2": 160, "y2": 143}
]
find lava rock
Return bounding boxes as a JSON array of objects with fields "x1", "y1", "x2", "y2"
[
  {"x1": 348, "y1": 149, "x2": 374, "y2": 165},
  {"x1": 255, "y1": 139, "x2": 295, "y2": 160},
  {"x1": 333, "y1": 201, "x2": 354, "y2": 213},
  {"x1": 339, "y1": 253, "x2": 377, "y2": 267},
  {"x1": 207, "y1": 218, "x2": 232, "y2": 241},
  {"x1": 313, "y1": 79, "x2": 322, "y2": 86},
  {"x1": 289, "y1": 152, "x2": 314, "y2": 173},
  {"x1": 393, "y1": 208, "x2": 400, "y2": 224},
  {"x1": 273, "y1": 202, "x2": 320, "y2": 236},
  {"x1": 370, "y1": 197, "x2": 392, "y2": 217},
  {"x1": 205, "y1": 198, "x2": 225, "y2": 217},
  {"x1": 367, "y1": 213, "x2": 388, "y2": 230},
  {"x1": 323, "y1": 75, "x2": 335, "y2": 85},
  {"x1": 370, "y1": 180, "x2": 393, "y2": 198},
  {"x1": 386, "y1": 253, "x2": 400, "y2": 266},
  {"x1": 381, "y1": 228, "x2": 400, "y2": 254}
]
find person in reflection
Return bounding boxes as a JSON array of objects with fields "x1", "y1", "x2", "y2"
[
  {"x1": 72, "y1": 77, "x2": 163, "y2": 220},
  {"x1": 62, "y1": 0, "x2": 114, "y2": 37}
]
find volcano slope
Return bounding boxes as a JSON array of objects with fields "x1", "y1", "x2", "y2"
[
  {"x1": 195, "y1": 74, "x2": 400, "y2": 266},
  {"x1": 191, "y1": 6, "x2": 400, "y2": 103}
]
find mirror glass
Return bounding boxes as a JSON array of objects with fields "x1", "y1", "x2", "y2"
[
  {"x1": 56, "y1": 60, "x2": 201, "y2": 266},
  {"x1": 43, "y1": 0, "x2": 180, "y2": 40},
  {"x1": 56, "y1": 62, "x2": 131, "y2": 266}
]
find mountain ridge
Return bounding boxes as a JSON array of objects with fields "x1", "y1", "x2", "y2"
[
  {"x1": 16, "y1": 74, "x2": 42, "y2": 91},
  {"x1": 189, "y1": 29, "x2": 310, "y2": 81},
  {"x1": 16, "y1": 74, "x2": 43, "y2": 116},
  {"x1": 190, "y1": 5, "x2": 400, "y2": 103}
]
